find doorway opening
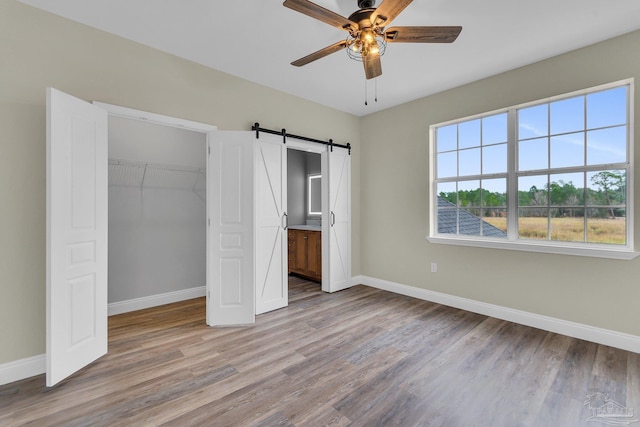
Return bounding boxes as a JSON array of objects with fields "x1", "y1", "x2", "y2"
[
  {"x1": 107, "y1": 116, "x2": 207, "y2": 322},
  {"x1": 92, "y1": 101, "x2": 217, "y2": 325},
  {"x1": 286, "y1": 148, "x2": 323, "y2": 288}
]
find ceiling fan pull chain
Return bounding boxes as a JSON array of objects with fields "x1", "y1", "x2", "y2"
[
  {"x1": 375, "y1": 78, "x2": 378, "y2": 103},
  {"x1": 364, "y1": 79, "x2": 368, "y2": 106}
]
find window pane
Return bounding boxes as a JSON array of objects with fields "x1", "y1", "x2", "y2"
[
  {"x1": 458, "y1": 180, "x2": 480, "y2": 207},
  {"x1": 437, "y1": 182, "x2": 457, "y2": 235},
  {"x1": 459, "y1": 119, "x2": 481, "y2": 149},
  {"x1": 437, "y1": 182, "x2": 457, "y2": 205},
  {"x1": 587, "y1": 209, "x2": 626, "y2": 244},
  {"x1": 459, "y1": 207, "x2": 483, "y2": 236},
  {"x1": 550, "y1": 132, "x2": 584, "y2": 168},
  {"x1": 550, "y1": 96, "x2": 584, "y2": 135},
  {"x1": 437, "y1": 151, "x2": 457, "y2": 178},
  {"x1": 587, "y1": 126, "x2": 627, "y2": 165},
  {"x1": 548, "y1": 172, "x2": 584, "y2": 231},
  {"x1": 518, "y1": 104, "x2": 548, "y2": 140},
  {"x1": 482, "y1": 178, "x2": 507, "y2": 237},
  {"x1": 518, "y1": 208, "x2": 548, "y2": 240},
  {"x1": 587, "y1": 86, "x2": 627, "y2": 129},
  {"x1": 518, "y1": 137, "x2": 548, "y2": 171},
  {"x1": 518, "y1": 175, "x2": 547, "y2": 208},
  {"x1": 482, "y1": 178, "x2": 506, "y2": 207},
  {"x1": 586, "y1": 170, "x2": 626, "y2": 209},
  {"x1": 459, "y1": 180, "x2": 482, "y2": 236},
  {"x1": 459, "y1": 148, "x2": 480, "y2": 176},
  {"x1": 437, "y1": 124, "x2": 457, "y2": 152},
  {"x1": 482, "y1": 143, "x2": 507, "y2": 174},
  {"x1": 551, "y1": 214, "x2": 585, "y2": 242},
  {"x1": 482, "y1": 113, "x2": 507, "y2": 145},
  {"x1": 482, "y1": 209, "x2": 507, "y2": 237},
  {"x1": 437, "y1": 209, "x2": 457, "y2": 234},
  {"x1": 549, "y1": 172, "x2": 584, "y2": 208}
]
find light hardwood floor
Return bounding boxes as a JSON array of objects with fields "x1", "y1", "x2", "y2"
[{"x1": 1, "y1": 277, "x2": 639, "y2": 426}]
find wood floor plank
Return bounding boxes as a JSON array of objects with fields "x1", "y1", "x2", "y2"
[{"x1": 1, "y1": 277, "x2": 637, "y2": 426}]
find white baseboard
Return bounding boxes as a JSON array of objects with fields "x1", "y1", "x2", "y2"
[
  {"x1": 353, "y1": 275, "x2": 640, "y2": 354},
  {"x1": 0, "y1": 354, "x2": 45, "y2": 386},
  {"x1": 108, "y1": 286, "x2": 206, "y2": 316}
]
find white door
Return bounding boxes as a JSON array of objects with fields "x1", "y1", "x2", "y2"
[
  {"x1": 322, "y1": 147, "x2": 352, "y2": 292},
  {"x1": 255, "y1": 133, "x2": 288, "y2": 314},
  {"x1": 46, "y1": 88, "x2": 108, "y2": 386},
  {"x1": 207, "y1": 131, "x2": 255, "y2": 325}
]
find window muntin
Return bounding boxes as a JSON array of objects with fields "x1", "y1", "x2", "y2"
[{"x1": 432, "y1": 81, "x2": 632, "y2": 251}]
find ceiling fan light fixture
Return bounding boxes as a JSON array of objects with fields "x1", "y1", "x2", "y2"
[{"x1": 346, "y1": 33, "x2": 386, "y2": 62}]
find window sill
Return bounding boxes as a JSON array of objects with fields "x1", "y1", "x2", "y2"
[{"x1": 427, "y1": 236, "x2": 639, "y2": 260}]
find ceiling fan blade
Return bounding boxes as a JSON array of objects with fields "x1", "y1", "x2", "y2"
[
  {"x1": 385, "y1": 26, "x2": 462, "y2": 43},
  {"x1": 363, "y1": 52, "x2": 382, "y2": 80},
  {"x1": 291, "y1": 40, "x2": 348, "y2": 67},
  {"x1": 371, "y1": 0, "x2": 413, "y2": 27},
  {"x1": 283, "y1": 0, "x2": 357, "y2": 31}
]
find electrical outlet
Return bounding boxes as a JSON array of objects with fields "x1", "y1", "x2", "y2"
[{"x1": 431, "y1": 262, "x2": 437, "y2": 273}]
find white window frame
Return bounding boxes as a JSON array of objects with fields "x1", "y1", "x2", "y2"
[{"x1": 428, "y1": 79, "x2": 638, "y2": 260}]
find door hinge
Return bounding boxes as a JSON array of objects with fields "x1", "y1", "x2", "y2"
[
  {"x1": 208, "y1": 146, "x2": 211, "y2": 155},
  {"x1": 208, "y1": 218, "x2": 211, "y2": 226}
]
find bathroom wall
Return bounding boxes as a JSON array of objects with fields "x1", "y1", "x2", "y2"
[{"x1": 287, "y1": 149, "x2": 321, "y2": 226}]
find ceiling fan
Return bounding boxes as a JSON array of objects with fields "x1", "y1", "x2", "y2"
[{"x1": 283, "y1": 0, "x2": 462, "y2": 80}]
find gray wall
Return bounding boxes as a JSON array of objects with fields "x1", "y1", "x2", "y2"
[
  {"x1": 306, "y1": 152, "x2": 321, "y2": 220},
  {"x1": 108, "y1": 117, "x2": 206, "y2": 303},
  {"x1": 108, "y1": 116, "x2": 206, "y2": 168},
  {"x1": 287, "y1": 149, "x2": 307, "y2": 226},
  {"x1": 307, "y1": 151, "x2": 321, "y2": 175},
  {"x1": 287, "y1": 149, "x2": 321, "y2": 226},
  {"x1": 0, "y1": 0, "x2": 361, "y2": 365},
  {"x1": 360, "y1": 29, "x2": 640, "y2": 337}
]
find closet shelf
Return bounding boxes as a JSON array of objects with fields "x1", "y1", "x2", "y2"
[{"x1": 108, "y1": 158, "x2": 205, "y2": 191}]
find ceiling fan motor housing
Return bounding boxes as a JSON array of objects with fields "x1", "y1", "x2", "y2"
[{"x1": 357, "y1": 0, "x2": 376, "y2": 9}]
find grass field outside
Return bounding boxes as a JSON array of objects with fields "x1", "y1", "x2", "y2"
[{"x1": 482, "y1": 216, "x2": 626, "y2": 244}]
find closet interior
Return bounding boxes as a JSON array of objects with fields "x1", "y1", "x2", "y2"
[{"x1": 107, "y1": 116, "x2": 207, "y2": 309}]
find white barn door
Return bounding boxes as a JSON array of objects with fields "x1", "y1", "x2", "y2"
[
  {"x1": 255, "y1": 133, "x2": 288, "y2": 314},
  {"x1": 207, "y1": 131, "x2": 255, "y2": 325},
  {"x1": 323, "y1": 148, "x2": 352, "y2": 292},
  {"x1": 46, "y1": 88, "x2": 108, "y2": 386}
]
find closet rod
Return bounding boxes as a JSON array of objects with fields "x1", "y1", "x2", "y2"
[
  {"x1": 252, "y1": 123, "x2": 351, "y2": 155},
  {"x1": 108, "y1": 158, "x2": 204, "y2": 174}
]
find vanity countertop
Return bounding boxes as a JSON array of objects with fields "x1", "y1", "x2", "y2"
[{"x1": 288, "y1": 225, "x2": 321, "y2": 231}]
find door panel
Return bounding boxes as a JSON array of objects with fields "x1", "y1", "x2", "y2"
[
  {"x1": 323, "y1": 148, "x2": 352, "y2": 292},
  {"x1": 208, "y1": 131, "x2": 255, "y2": 325},
  {"x1": 47, "y1": 88, "x2": 108, "y2": 386},
  {"x1": 255, "y1": 133, "x2": 287, "y2": 314}
]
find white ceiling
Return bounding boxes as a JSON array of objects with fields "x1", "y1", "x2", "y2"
[{"x1": 18, "y1": 0, "x2": 640, "y2": 116}]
